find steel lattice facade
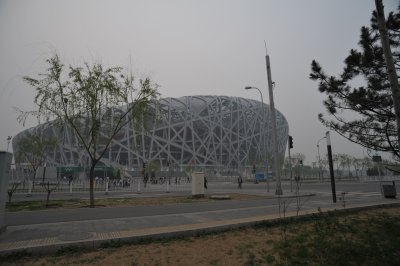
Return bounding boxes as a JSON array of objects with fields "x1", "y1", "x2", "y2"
[{"x1": 13, "y1": 95, "x2": 288, "y2": 170}]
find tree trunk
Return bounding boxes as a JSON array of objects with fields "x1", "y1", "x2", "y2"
[
  {"x1": 8, "y1": 190, "x2": 12, "y2": 203},
  {"x1": 89, "y1": 163, "x2": 95, "y2": 208},
  {"x1": 46, "y1": 182, "x2": 50, "y2": 208},
  {"x1": 32, "y1": 170, "x2": 36, "y2": 190},
  {"x1": 375, "y1": 0, "x2": 400, "y2": 150}
]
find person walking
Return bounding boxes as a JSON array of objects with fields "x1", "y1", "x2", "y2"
[
  {"x1": 238, "y1": 175, "x2": 243, "y2": 189},
  {"x1": 204, "y1": 176, "x2": 208, "y2": 189}
]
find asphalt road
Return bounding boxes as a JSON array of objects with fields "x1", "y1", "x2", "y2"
[{"x1": 6, "y1": 180, "x2": 392, "y2": 226}]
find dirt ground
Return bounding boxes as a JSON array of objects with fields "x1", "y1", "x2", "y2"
[
  {"x1": 9, "y1": 227, "x2": 281, "y2": 266},
  {"x1": 3, "y1": 206, "x2": 400, "y2": 266}
]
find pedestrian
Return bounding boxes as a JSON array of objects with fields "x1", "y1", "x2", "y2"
[
  {"x1": 204, "y1": 176, "x2": 208, "y2": 189},
  {"x1": 238, "y1": 175, "x2": 243, "y2": 189},
  {"x1": 144, "y1": 173, "x2": 148, "y2": 188}
]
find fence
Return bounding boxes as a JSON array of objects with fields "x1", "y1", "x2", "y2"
[{"x1": 7, "y1": 174, "x2": 241, "y2": 195}]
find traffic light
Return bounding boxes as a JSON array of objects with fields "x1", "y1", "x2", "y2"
[
  {"x1": 142, "y1": 162, "x2": 147, "y2": 169},
  {"x1": 288, "y1": 135, "x2": 293, "y2": 149}
]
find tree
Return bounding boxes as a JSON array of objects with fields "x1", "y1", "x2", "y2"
[
  {"x1": 14, "y1": 130, "x2": 58, "y2": 189},
  {"x1": 22, "y1": 54, "x2": 159, "y2": 207},
  {"x1": 375, "y1": 0, "x2": 400, "y2": 146},
  {"x1": 291, "y1": 153, "x2": 306, "y2": 177},
  {"x1": 319, "y1": 156, "x2": 329, "y2": 178},
  {"x1": 345, "y1": 155, "x2": 353, "y2": 177},
  {"x1": 310, "y1": 3, "x2": 400, "y2": 159},
  {"x1": 7, "y1": 182, "x2": 20, "y2": 204},
  {"x1": 334, "y1": 154, "x2": 353, "y2": 178},
  {"x1": 332, "y1": 154, "x2": 341, "y2": 178},
  {"x1": 283, "y1": 157, "x2": 292, "y2": 178},
  {"x1": 42, "y1": 180, "x2": 60, "y2": 208},
  {"x1": 351, "y1": 157, "x2": 364, "y2": 178},
  {"x1": 361, "y1": 156, "x2": 373, "y2": 176}
]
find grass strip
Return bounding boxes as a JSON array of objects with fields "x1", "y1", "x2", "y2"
[{"x1": 6, "y1": 193, "x2": 262, "y2": 212}]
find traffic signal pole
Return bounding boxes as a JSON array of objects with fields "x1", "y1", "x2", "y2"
[
  {"x1": 288, "y1": 135, "x2": 293, "y2": 192},
  {"x1": 326, "y1": 131, "x2": 337, "y2": 203}
]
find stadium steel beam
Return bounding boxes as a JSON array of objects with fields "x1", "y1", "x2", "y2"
[{"x1": 14, "y1": 96, "x2": 289, "y2": 174}]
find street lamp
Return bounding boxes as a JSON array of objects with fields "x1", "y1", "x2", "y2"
[
  {"x1": 244, "y1": 86, "x2": 265, "y2": 162},
  {"x1": 6, "y1": 136, "x2": 12, "y2": 152},
  {"x1": 317, "y1": 136, "x2": 326, "y2": 180}
]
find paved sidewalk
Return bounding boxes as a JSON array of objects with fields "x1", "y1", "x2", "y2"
[{"x1": 0, "y1": 191, "x2": 398, "y2": 256}]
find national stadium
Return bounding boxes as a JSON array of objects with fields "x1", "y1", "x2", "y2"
[{"x1": 12, "y1": 95, "x2": 289, "y2": 172}]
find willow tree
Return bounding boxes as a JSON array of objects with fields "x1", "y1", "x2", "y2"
[
  {"x1": 23, "y1": 54, "x2": 159, "y2": 207},
  {"x1": 14, "y1": 130, "x2": 58, "y2": 189}
]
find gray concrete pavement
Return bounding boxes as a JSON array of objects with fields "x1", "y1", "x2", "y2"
[{"x1": 1, "y1": 181, "x2": 399, "y2": 255}]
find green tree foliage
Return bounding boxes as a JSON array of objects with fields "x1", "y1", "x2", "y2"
[
  {"x1": 14, "y1": 130, "x2": 58, "y2": 188},
  {"x1": 310, "y1": 5, "x2": 400, "y2": 159},
  {"x1": 22, "y1": 54, "x2": 159, "y2": 207}
]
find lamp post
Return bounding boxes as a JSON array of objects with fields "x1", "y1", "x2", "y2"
[
  {"x1": 265, "y1": 51, "x2": 282, "y2": 195},
  {"x1": 245, "y1": 86, "x2": 269, "y2": 191},
  {"x1": 317, "y1": 136, "x2": 326, "y2": 180},
  {"x1": 244, "y1": 86, "x2": 265, "y2": 162},
  {"x1": 6, "y1": 136, "x2": 12, "y2": 152}
]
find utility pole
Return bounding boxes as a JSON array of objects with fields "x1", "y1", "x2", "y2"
[
  {"x1": 326, "y1": 131, "x2": 336, "y2": 203},
  {"x1": 288, "y1": 135, "x2": 293, "y2": 192},
  {"x1": 265, "y1": 49, "x2": 282, "y2": 195}
]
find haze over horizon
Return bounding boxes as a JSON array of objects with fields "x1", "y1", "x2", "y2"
[{"x1": 0, "y1": 0, "x2": 397, "y2": 164}]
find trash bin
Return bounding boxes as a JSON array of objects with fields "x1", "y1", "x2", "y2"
[{"x1": 382, "y1": 181, "x2": 397, "y2": 199}]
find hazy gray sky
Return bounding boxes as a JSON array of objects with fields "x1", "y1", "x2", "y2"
[{"x1": 0, "y1": 0, "x2": 397, "y2": 163}]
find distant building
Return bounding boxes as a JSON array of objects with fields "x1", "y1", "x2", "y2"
[{"x1": 13, "y1": 95, "x2": 288, "y2": 170}]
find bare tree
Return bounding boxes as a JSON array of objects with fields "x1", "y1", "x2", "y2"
[
  {"x1": 332, "y1": 154, "x2": 341, "y2": 178},
  {"x1": 361, "y1": 156, "x2": 373, "y2": 177},
  {"x1": 7, "y1": 182, "x2": 20, "y2": 203},
  {"x1": 42, "y1": 180, "x2": 60, "y2": 208},
  {"x1": 351, "y1": 157, "x2": 364, "y2": 178},
  {"x1": 336, "y1": 154, "x2": 353, "y2": 178}
]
